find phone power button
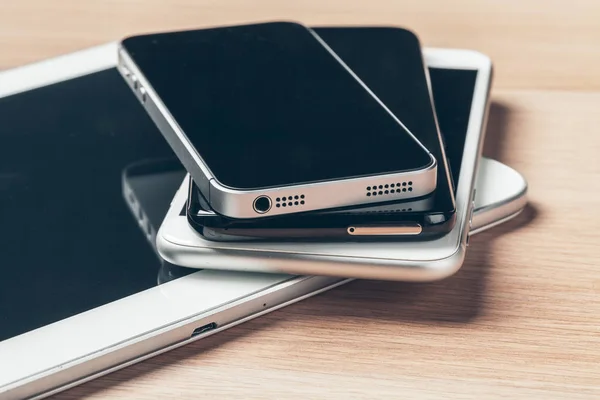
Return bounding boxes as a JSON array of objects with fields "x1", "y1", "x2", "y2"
[
  {"x1": 139, "y1": 86, "x2": 147, "y2": 103},
  {"x1": 469, "y1": 201, "x2": 475, "y2": 229},
  {"x1": 469, "y1": 189, "x2": 476, "y2": 229},
  {"x1": 466, "y1": 201, "x2": 475, "y2": 247}
]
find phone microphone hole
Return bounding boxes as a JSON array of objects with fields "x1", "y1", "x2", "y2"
[{"x1": 253, "y1": 196, "x2": 272, "y2": 213}]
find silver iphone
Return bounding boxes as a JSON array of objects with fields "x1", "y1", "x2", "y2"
[
  {"x1": 117, "y1": 22, "x2": 441, "y2": 219},
  {"x1": 156, "y1": 47, "x2": 500, "y2": 281}
]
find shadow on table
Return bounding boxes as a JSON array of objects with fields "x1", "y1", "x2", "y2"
[
  {"x1": 59, "y1": 101, "x2": 538, "y2": 398},
  {"x1": 310, "y1": 202, "x2": 537, "y2": 323},
  {"x1": 303, "y1": 101, "x2": 538, "y2": 323}
]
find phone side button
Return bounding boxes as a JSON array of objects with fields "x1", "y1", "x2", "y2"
[
  {"x1": 469, "y1": 201, "x2": 475, "y2": 229},
  {"x1": 466, "y1": 201, "x2": 475, "y2": 246},
  {"x1": 131, "y1": 74, "x2": 139, "y2": 90},
  {"x1": 139, "y1": 86, "x2": 147, "y2": 103},
  {"x1": 120, "y1": 66, "x2": 130, "y2": 78}
]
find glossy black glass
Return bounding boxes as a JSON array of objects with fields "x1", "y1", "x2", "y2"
[
  {"x1": 187, "y1": 64, "x2": 477, "y2": 240},
  {"x1": 0, "y1": 69, "x2": 188, "y2": 342},
  {"x1": 186, "y1": 26, "x2": 478, "y2": 239},
  {"x1": 121, "y1": 22, "x2": 433, "y2": 189}
]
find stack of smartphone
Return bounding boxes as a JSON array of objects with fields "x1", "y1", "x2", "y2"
[
  {"x1": 117, "y1": 22, "x2": 514, "y2": 280},
  {"x1": 0, "y1": 25, "x2": 528, "y2": 399}
]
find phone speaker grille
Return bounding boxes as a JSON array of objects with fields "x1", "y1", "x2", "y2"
[
  {"x1": 366, "y1": 181, "x2": 413, "y2": 197},
  {"x1": 275, "y1": 194, "x2": 306, "y2": 208}
]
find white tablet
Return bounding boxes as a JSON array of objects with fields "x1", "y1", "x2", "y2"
[
  {"x1": 0, "y1": 43, "x2": 525, "y2": 400},
  {"x1": 157, "y1": 48, "x2": 506, "y2": 281},
  {"x1": 0, "y1": 44, "x2": 347, "y2": 400}
]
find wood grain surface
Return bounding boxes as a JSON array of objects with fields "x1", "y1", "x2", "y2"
[{"x1": 2, "y1": 1, "x2": 599, "y2": 398}]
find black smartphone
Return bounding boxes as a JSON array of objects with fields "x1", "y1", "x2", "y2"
[
  {"x1": 186, "y1": 26, "x2": 457, "y2": 241},
  {"x1": 118, "y1": 21, "x2": 438, "y2": 220}
]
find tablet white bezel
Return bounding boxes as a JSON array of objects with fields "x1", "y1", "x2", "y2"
[{"x1": 156, "y1": 48, "x2": 493, "y2": 281}]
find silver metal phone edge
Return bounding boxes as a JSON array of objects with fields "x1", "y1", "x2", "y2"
[
  {"x1": 156, "y1": 175, "x2": 517, "y2": 284},
  {"x1": 116, "y1": 45, "x2": 438, "y2": 220}
]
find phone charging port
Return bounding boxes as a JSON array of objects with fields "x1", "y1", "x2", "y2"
[{"x1": 191, "y1": 322, "x2": 218, "y2": 337}]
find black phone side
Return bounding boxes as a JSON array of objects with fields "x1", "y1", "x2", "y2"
[
  {"x1": 186, "y1": 179, "x2": 455, "y2": 241},
  {"x1": 190, "y1": 216, "x2": 456, "y2": 243}
]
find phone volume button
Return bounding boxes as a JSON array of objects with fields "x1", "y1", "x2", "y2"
[
  {"x1": 139, "y1": 86, "x2": 147, "y2": 103},
  {"x1": 469, "y1": 201, "x2": 475, "y2": 229},
  {"x1": 120, "y1": 66, "x2": 130, "y2": 78},
  {"x1": 131, "y1": 75, "x2": 139, "y2": 90}
]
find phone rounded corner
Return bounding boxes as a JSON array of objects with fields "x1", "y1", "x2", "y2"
[
  {"x1": 120, "y1": 159, "x2": 153, "y2": 182},
  {"x1": 425, "y1": 244, "x2": 467, "y2": 282},
  {"x1": 465, "y1": 50, "x2": 493, "y2": 71},
  {"x1": 520, "y1": 183, "x2": 529, "y2": 205},
  {"x1": 156, "y1": 229, "x2": 215, "y2": 270},
  {"x1": 447, "y1": 211, "x2": 458, "y2": 232},
  {"x1": 207, "y1": 178, "x2": 230, "y2": 216},
  {"x1": 208, "y1": 179, "x2": 274, "y2": 219},
  {"x1": 425, "y1": 209, "x2": 458, "y2": 234},
  {"x1": 515, "y1": 170, "x2": 529, "y2": 197},
  {"x1": 155, "y1": 230, "x2": 185, "y2": 267},
  {"x1": 427, "y1": 151, "x2": 438, "y2": 172},
  {"x1": 184, "y1": 206, "x2": 195, "y2": 224},
  {"x1": 185, "y1": 208, "x2": 205, "y2": 234},
  {"x1": 284, "y1": 20, "x2": 311, "y2": 30},
  {"x1": 385, "y1": 26, "x2": 423, "y2": 48},
  {"x1": 119, "y1": 33, "x2": 146, "y2": 51},
  {"x1": 420, "y1": 155, "x2": 438, "y2": 195},
  {"x1": 511, "y1": 172, "x2": 528, "y2": 205}
]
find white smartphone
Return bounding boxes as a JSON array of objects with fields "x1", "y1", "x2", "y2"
[
  {"x1": 156, "y1": 48, "x2": 499, "y2": 281},
  {"x1": 122, "y1": 157, "x2": 524, "y2": 267},
  {"x1": 0, "y1": 43, "x2": 525, "y2": 400},
  {"x1": 117, "y1": 22, "x2": 440, "y2": 219}
]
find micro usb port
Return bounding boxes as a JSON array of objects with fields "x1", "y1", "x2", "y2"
[{"x1": 191, "y1": 322, "x2": 218, "y2": 337}]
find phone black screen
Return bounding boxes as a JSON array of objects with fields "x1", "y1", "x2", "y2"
[
  {"x1": 313, "y1": 26, "x2": 455, "y2": 214},
  {"x1": 121, "y1": 22, "x2": 433, "y2": 189},
  {"x1": 188, "y1": 65, "x2": 477, "y2": 232}
]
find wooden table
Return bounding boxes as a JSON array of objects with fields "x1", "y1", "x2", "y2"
[{"x1": 2, "y1": 1, "x2": 599, "y2": 398}]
